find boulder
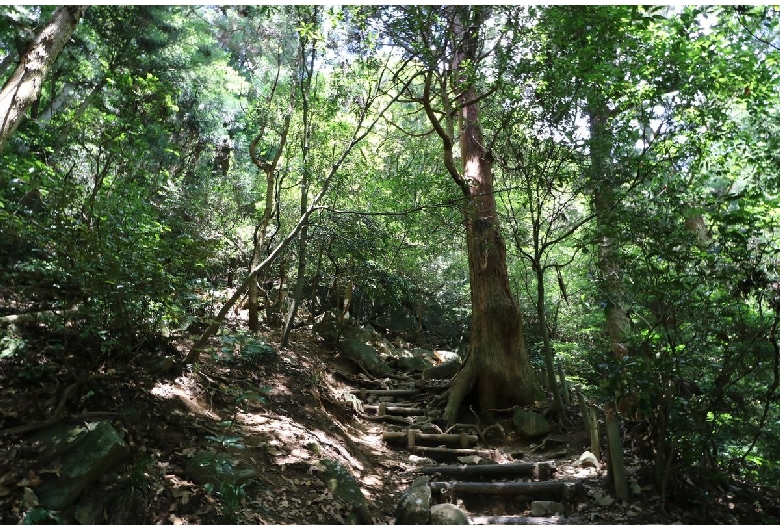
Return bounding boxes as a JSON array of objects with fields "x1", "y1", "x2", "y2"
[
  {"x1": 313, "y1": 313, "x2": 341, "y2": 342},
  {"x1": 33, "y1": 421, "x2": 130, "y2": 510},
  {"x1": 338, "y1": 338, "x2": 390, "y2": 376},
  {"x1": 512, "y1": 409, "x2": 551, "y2": 439},
  {"x1": 397, "y1": 355, "x2": 433, "y2": 373},
  {"x1": 430, "y1": 503, "x2": 469, "y2": 524},
  {"x1": 395, "y1": 476, "x2": 431, "y2": 524},
  {"x1": 433, "y1": 350, "x2": 461, "y2": 363},
  {"x1": 422, "y1": 358, "x2": 462, "y2": 380},
  {"x1": 315, "y1": 459, "x2": 373, "y2": 524},
  {"x1": 341, "y1": 325, "x2": 373, "y2": 344}
]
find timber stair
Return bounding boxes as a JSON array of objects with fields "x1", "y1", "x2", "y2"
[{"x1": 346, "y1": 373, "x2": 584, "y2": 524}]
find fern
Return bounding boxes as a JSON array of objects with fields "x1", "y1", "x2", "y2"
[{"x1": 22, "y1": 507, "x2": 59, "y2": 525}]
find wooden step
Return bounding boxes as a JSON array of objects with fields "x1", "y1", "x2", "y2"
[
  {"x1": 420, "y1": 461, "x2": 556, "y2": 481},
  {"x1": 429, "y1": 480, "x2": 583, "y2": 501},
  {"x1": 383, "y1": 429, "x2": 478, "y2": 448}
]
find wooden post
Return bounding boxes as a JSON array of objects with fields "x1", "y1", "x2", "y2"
[
  {"x1": 605, "y1": 408, "x2": 629, "y2": 501},
  {"x1": 407, "y1": 429, "x2": 418, "y2": 449},
  {"x1": 577, "y1": 390, "x2": 590, "y2": 432},
  {"x1": 588, "y1": 403, "x2": 600, "y2": 459}
]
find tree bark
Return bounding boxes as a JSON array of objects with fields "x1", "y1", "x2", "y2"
[
  {"x1": 587, "y1": 95, "x2": 630, "y2": 360},
  {"x1": 281, "y1": 14, "x2": 317, "y2": 347},
  {"x1": 0, "y1": 6, "x2": 86, "y2": 151},
  {"x1": 427, "y1": 7, "x2": 543, "y2": 426}
]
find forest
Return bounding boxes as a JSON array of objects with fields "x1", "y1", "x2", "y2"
[{"x1": 1, "y1": 5, "x2": 779, "y2": 525}]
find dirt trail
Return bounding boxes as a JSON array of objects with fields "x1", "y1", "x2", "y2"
[{"x1": 0, "y1": 317, "x2": 753, "y2": 524}]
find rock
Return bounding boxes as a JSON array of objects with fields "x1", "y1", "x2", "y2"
[
  {"x1": 457, "y1": 455, "x2": 483, "y2": 465},
  {"x1": 512, "y1": 408, "x2": 551, "y2": 439},
  {"x1": 338, "y1": 338, "x2": 386, "y2": 375},
  {"x1": 577, "y1": 450, "x2": 600, "y2": 469},
  {"x1": 148, "y1": 356, "x2": 175, "y2": 375},
  {"x1": 430, "y1": 503, "x2": 469, "y2": 524},
  {"x1": 186, "y1": 452, "x2": 258, "y2": 488},
  {"x1": 397, "y1": 353, "x2": 434, "y2": 373},
  {"x1": 531, "y1": 500, "x2": 565, "y2": 516},
  {"x1": 313, "y1": 313, "x2": 341, "y2": 342},
  {"x1": 315, "y1": 459, "x2": 373, "y2": 524},
  {"x1": 433, "y1": 350, "x2": 461, "y2": 363},
  {"x1": 422, "y1": 358, "x2": 462, "y2": 380},
  {"x1": 376, "y1": 339, "x2": 394, "y2": 357},
  {"x1": 408, "y1": 455, "x2": 434, "y2": 466},
  {"x1": 341, "y1": 325, "x2": 373, "y2": 344},
  {"x1": 595, "y1": 493, "x2": 614, "y2": 506},
  {"x1": 395, "y1": 476, "x2": 431, "y2": 524},
  {"x1": 33, "y1": 421, "x2": 130, "y2": 510}
]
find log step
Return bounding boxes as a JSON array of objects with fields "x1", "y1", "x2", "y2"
[
  {"x1": 469, "y1": 515, "x2": 572, "y2": 525},
  {"x1": 365, "y1": 404, "x2": 426, "y2": 416},
  {"x1": 356, "y1": 388, "x2": 419, "y2": 399},
  {"x1": 406, "y1": 446, "x2": 494, "y2": 460},
  {"x1": 420, "y1": 462, "x2": 556, "y2": 481},
  {"x1": 429, "y1": 480, "x2": 583, "y2": 501},
  {"x1": 383, "y1": 429, "x2": 478, "y2": 448}
]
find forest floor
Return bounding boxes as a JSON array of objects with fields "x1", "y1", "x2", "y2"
[{"x1": 0, "y1": 307, "x2": 777, "y2": 524}]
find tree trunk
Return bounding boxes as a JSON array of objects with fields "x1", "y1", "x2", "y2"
[
  {"x1": 0, "y1": 6, "x2": 86, "y2": 151},
  {"x1": 432, "y1": 7, "x2": 543, "y2": 426},
  {"x1": 587, "y1": 95, "x2": 630, "y2": 360},
  {"x1": 536, "y1": 263, "x2": 567, "y2": 421},
  {"x1": 281, "y1": 18, "x2": 317, "y2": 347}
]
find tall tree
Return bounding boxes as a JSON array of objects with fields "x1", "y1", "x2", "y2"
[
  {"x1": 386, "y1": 6, "x2": 544, "y2": 424},
  {"x1": 0, "y1": 5, "x2": 86, "y2": 151}
]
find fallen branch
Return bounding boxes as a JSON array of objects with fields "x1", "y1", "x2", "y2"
[
  {"x1": 0, "y1": 411, "x2": 121, "y2": 437},
  {"x1": 0, "y1": 308, "x2": 78, "y2": 326}
]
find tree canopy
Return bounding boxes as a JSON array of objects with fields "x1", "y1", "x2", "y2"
[{"x1": 2, "y1": 5, "x2": 780, "y2": 521}]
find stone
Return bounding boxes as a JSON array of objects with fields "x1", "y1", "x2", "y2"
[
  {"x1": 433, "y1": 350, "x2": 461, "y2": 363},
  {"x1": 531, "y1": 500, "x2": 565, "y2": 516},
  {"x1": 395, "y1": 476, "x2": 431, "y2": 524},
  {"x1": 512, "y1": 408, "x2": 551, "y2": 439},
  {"x1": 341, "y1": 325, "x2": 373, "y2": 344},
  {"x1": 577, "y1": 450, "x2": 600, "y2": 469},
  {"x1": 337, "y1": 338, "x2": 385, "y2": 375},
  {"x1": 430, "y1": 503, "x2": 469, "y2": 524},
  {"x1": 397, "y1": 354, "x2": 433, "y2": 373},
  {"x1": 33, "y1": 421, "x2": 130, "y2": 510},
  {"x1": 422, "y1": 358, "x2": 462, "y2": 380},
  {"x1": 315, "y1": 459, "x2": 373, "y2": 524}
]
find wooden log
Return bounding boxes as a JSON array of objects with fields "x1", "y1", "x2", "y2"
[
  {"x1": 429, "y1": 480, "x2": 583, "y2": 501},
  {"x1": 420, "y1": 462, "x2": 557, "y2": 480},
  {"x1": 470, "y1": 515, "x2": 571, "y2": 525},
  {"x1": 383, "y1": 430, "x2": 478, "y2": 446},
  {"x1": 407, "y1": 446, "x2": 488, "y2": 459},
  {"x1": 605, "y1": 408, "x2": 629, "y2": 501},
  {"x1": 0, "y1": 308, "x2": 77, "y2": 326},
  {"x1": 364, "y1": 405, "x2": 426, "y2": 416},
  {"x1": 361, "y1": 389, "x2": 419, "y2": 396}
]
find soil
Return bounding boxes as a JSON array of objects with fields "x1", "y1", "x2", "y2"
[{"x1": 1, "y1": 309, "x2": 778, "y2": 525}]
